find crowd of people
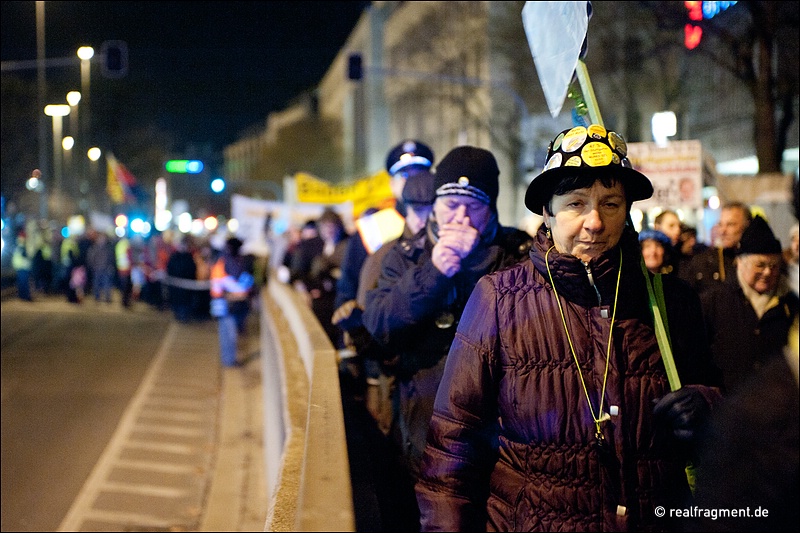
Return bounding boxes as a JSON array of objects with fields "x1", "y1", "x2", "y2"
[
  {"x1": 8, "y1": 126, "x2": 798, "y2": 532},
  {"x1": 275, "y1": 129, "x2": 798, "y2": 532}
]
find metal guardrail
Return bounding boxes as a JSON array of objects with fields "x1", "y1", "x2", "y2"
[{"x1": 260, "y1": 277, "x2": 355, "y2": 532}]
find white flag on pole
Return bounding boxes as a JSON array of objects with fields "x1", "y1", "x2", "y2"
[{"x1": 522, "y1": 1, "x2": 589, "y2": 118}]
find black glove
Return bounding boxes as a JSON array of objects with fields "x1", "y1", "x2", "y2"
[{"x1": 653, "y1": 385, "x2": 711, "y2": 441}]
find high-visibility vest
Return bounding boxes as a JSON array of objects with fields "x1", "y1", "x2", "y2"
[
  {"x1": 115, "y1": 238, "x2": 131, "y2": 271},
  {"x1": 210, "y1": 257, "x2": 250, "y2": 299},
  {"x1": 61, "y1": 237, "x2": 79, "y2": 266},
  {"x1": 12, "y1": 237, "x2": 32, "y2": 271},
  {"x1": 210, "y1": 258, "x2": 227, "y2": 298}
]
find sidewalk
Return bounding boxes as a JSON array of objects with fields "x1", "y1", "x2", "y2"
[
  {"x1": 54, "y1": 301, "x2": 268, "y2": 532},
  {"x1": 200, "y1": 312, "x2": 268, "y2": 532}
]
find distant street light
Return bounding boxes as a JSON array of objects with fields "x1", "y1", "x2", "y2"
[
  {"x1": 27, "y1": 168, "x2": 47, "y2": 220},
  {"x1": 77, "y1": 46, "x2": 94, "y2": 200},
  {"x1": 44, "y1": 103, "x2": 70, "y2": 218},
  {"x1": 36, "y1": 2, "x2": 48, "y2": 215},
  {"x1": 66, "y1": 90, "x2": 81, "y2": 137},
  {"x1": 87, "y1": 147, "x2": 102, "y2": 212}
]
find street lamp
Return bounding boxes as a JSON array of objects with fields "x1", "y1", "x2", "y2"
[
  {"x1": 66, "y1": 90, "x2": 81, "y2": 137},
  {"x1": 62, "y1": 135, "x2": 74, "y2": 199},
  {"x1": 87, "y1": 146, "x2": 102, "y2": 212},
  {"x1": 44, "y1": 103, "x2": 70, "y2": 218},
  {"x1": 36, "y1": 2, "x2": 49, "y2": 210},
  {"x1": 66, "y1": 91, "x2": 81, "y2": 202},
  {"x1": 26, "y1": 168, "x2": 47, "y2": 220},
  {"x1": 76, "y1": 46, "x2": 93, "y2": 192}
]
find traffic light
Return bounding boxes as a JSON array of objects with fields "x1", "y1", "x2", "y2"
[
  {"x1": 684, "y1": 1, "x2": 738, "y2": 50},
  {"x1": 347, "y1": 53, "x2": 363, "y2": 81},
  {"x1": 101, "y1": 40, "x2": 128, "y2": 78},
  {"x1": 684, "y1": 1, "x2": 703, "y2": 49},
  {"x1": 165, "y1": 160, "x2": 204, "y2": 174}
]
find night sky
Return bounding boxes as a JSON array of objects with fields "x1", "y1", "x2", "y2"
[{"x1": 1, "y1": 1, "x2": 369, "y2": 154}]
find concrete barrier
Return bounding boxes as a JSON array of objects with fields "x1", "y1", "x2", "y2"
[{"x1": 261, "y1": 278, "x2": 355, "y2": 532}]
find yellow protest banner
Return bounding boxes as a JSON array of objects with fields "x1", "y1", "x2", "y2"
[{"x1": 295, "y1": 170, "x2": 395, "y2": 216}]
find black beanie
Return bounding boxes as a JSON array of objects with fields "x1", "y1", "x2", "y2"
[
  {"x1": 737, "y1": 215, "x2": 782, "y2": 255},
  {"x1": 434, "y1": 146, "x2": 499, "y2": 210}
]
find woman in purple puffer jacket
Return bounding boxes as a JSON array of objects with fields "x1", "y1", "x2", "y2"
[{"x1": 416, "y1": 126, "x2": 721, "y2": 532}]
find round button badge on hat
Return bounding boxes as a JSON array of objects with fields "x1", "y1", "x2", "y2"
[{"x1": 524, "y1": 124, "x2": 654, "y2": 215}]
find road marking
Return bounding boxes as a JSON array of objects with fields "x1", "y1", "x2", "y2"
[{"x1": 57, "y1": 322, "x2": 221, "y2": 532}]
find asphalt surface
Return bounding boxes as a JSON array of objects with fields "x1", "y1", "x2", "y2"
[
  {"x1": 2, "y1": 291, "x2": 267, "y2": 532},
  {"x1": 2, "y1": 281, "x2": 419, "y2": 532}
]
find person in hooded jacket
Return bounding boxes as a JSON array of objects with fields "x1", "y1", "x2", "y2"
[
  {"x1": 415, "y1": 125, "x2": 721, "y2": 532},
  {"x1": 362, "y1": 145, "x2": 533, "y2": 510}
]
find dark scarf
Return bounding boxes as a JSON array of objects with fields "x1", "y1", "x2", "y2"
[{"x1": 529, "y1": 224, "x2": 652, "y2": 321}]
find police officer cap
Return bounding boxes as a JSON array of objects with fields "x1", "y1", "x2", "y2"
[{"x1": 386, "y1": 139, "x2": 435, "y2": 176}]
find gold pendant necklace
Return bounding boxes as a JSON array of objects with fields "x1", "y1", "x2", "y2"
[{"x1": 545, "y1": 246, "x2": 622, "y2": 448}]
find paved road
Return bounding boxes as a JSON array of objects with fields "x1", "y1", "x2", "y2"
[{"x1": 1, "y1": 294, "x2": 266, "y2": 532}]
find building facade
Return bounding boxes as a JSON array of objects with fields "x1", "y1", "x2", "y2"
[{"x1": 224, "y1": 1, "x2": 798, "y2": 233}]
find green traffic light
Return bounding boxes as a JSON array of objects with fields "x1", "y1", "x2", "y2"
[{"x1": 165, "y1": 160, "x2": 204, "y2": 174}]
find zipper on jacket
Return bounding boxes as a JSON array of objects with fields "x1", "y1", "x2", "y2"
[{"x1": 582, "y1": 260, "x2": 602, "y2": 307}]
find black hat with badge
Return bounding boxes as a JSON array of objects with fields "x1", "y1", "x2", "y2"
[
  {"x1": 737, "y1": 215, "x2": 782, "y2": 255},
  {"x1": 525, "y1": 124, "x2": 654, "y2": 215},
  {"x1": 434, "y1": 146, "x2": 500, "y2": 211},
  {"x1": 385, "y1": 139, "x2": 435, "y2": 176}
]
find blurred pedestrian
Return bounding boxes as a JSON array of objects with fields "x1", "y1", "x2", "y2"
[
  {"x1": 692, "y1": 176, "x2": 799, "y2": 533},
  {"x1": 307, "y1": 208, "x2": 350, "y2": 349},
  {"x1": 675, "y1": 223, "x2": 707, "y2": 279},
  {"x1": 699, "y1": 215, "x2": 798, "y2": 395},
  {"x1": 681, "y1": 201, "x2": 751, "y2": 296},
  {"x1": 415, "y1": 126, "x2": 720, "y2": 532},
  {"x1": 210, "y1": 237, "x2": 254, "y2": 368},
  {"x1": 12, "y1": 230, "x2": 33, "y2": 301},
  {"x1": 363, "y1": 145, "x2": 533, "y2": 528},
  {"x1": 639, "y1": 228, "x2": 674, "y2": 275},
  {"x1": 334, "y1": 140, "x2": 436, "y2": 399},
  {"x1": 653, "y1": 209, "x2": 681, "y2": 274},
  {"x1": 86, "y1": 231, "x2": 116, "y2": 304},
  {"x1": 288, "y1": 219, "x2": 323, "y2": 296},
  {"x1": 166, "y1": 236, "x2": 198, "y2": 322},
  {"x1": 115, "y1": 234, "x2": 133, "y2": 308},
  {"x1": 30, "y1": 222, "x2": 53, "y2": 295},
  {"x1": 59, "y1": 231, "x2": 81, "y2": 303}
]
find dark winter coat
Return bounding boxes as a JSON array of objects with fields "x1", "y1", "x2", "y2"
[
  {"x1": 363, "y1": 217, "x2": 533, "y2": 381},
  {"x1": 362, "y1": 216, "x2": 532, "y2": 475},
  {"x1": 700, "y1": 277, "x2": 798, "y2": 394},
  {"x1": 416, "y1": 225, "x2": 720, "y2": 532},
  {"x1": 680, "y1": 245, "x2": 737, "y2": 297}
]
